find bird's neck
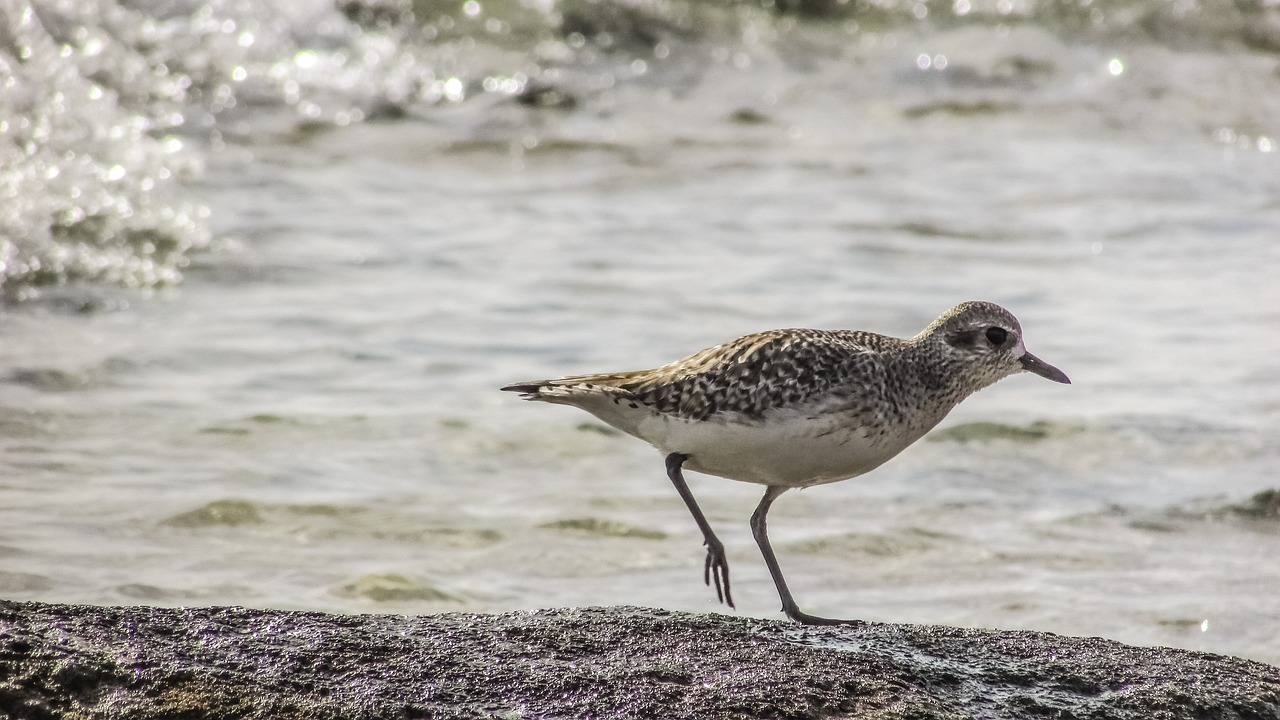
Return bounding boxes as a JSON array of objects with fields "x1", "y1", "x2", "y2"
[{"x1": 897, "y1": 341, "x2": 981, "y2": 419}]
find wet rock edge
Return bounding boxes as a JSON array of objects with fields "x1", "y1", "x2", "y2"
[{"x1": 1, "y1": 600, "x2": 1277, "y2": 719}]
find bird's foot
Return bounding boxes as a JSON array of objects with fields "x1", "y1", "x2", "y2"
[
  {"x1": 702, "y1": 537, "x2": 734, "y2": 608},
  {"x1": 783, "y1": 604, "x2": 864, "y2": 627}
]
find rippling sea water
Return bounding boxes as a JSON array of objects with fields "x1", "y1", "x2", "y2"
[{"x1": 2, "y1": 0, "x2": 1279, "y2": 664}]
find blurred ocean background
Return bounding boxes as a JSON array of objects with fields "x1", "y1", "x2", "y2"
[{"x1": 1, "y1": 0, "x2": 1278, "y2": 664}]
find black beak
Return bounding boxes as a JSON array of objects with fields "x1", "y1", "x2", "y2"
[{"x1": 1020, "y1": 351, "x2": 1071, "y2": 384}]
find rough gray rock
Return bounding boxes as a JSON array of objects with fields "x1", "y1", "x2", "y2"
[{"x1": 1, "y1": 600, "x2": 1277, "y2": 719}]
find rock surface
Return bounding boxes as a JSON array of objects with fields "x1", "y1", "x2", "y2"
[{"x1": 1, "y1": 600, "x2": 1278, "y2": 719}]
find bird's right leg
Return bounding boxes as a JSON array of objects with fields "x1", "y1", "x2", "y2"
[
  {"x1": 752, "y1": 485, "x2": 862, "y2": 626},
  {"x1": 665, "y1": 452, "x2": 734, "y2": 608}
]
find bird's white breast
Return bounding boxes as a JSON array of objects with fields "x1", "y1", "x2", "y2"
[
  {"x1": 632, "y1": 406, "x2": 921, "y2": 488},
  {"x1": 541, "y1": 382, "x2": 947, "y2": 488}
]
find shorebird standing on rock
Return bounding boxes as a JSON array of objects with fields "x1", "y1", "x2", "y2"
[{"x1": 502, "y1": 301, "x2": 1070, "y2": 625}]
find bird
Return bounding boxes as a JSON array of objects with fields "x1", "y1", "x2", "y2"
[{"x1": 501, "y1": 301, "x2": 1070, "y2": 625}]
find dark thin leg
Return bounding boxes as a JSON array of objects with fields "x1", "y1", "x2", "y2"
[
  {"x1": 665, "y1": 452, "x2": 734, "y2": 608},
  {"x1": 751, "y1": 486, "x2": 862, "y2": 626}
]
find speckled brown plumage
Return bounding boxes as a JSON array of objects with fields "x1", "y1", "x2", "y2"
[
  {"x1": 507, "y1": 329, "x2": 896, "y2": 422},
  {"x1": 502, "y1": 301, "x2": 1046, "y2": 429}
]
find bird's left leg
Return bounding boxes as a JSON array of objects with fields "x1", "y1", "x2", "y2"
[{"x1": 665, "y1": 452, "x2": 733, "y2": 608}]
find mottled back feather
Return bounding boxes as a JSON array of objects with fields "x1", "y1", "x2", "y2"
[{"x1": 505, "y1": 329, "x2": 903, "y2": 422}]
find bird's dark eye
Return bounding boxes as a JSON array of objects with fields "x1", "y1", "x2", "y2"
[{"x1": 985, "y1": 327, "x2": 1008, "y2": 345}]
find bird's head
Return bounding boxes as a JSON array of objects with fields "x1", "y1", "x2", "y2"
[{"x1": 918, "y1": 301, "x2": 1071, "y2": 391}]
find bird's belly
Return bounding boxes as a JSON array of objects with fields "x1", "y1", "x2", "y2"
[{"x1": 635, "y1": 411, "x2": 915, "y2": 488}]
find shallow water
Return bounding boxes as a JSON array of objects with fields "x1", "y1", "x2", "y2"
[{"x1": 2, "y1": 0, "x2": 1279, "y2": 665}]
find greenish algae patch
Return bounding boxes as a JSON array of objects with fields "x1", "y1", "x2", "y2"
[
  {"x1": 1228, "y1": 488, "x2": 1280, "y2": 519},
  {"x1": 929, "y1": 420, "x2": 1080, "y2": 443},
  {"x1": 729, "y1": 108, "x2": 771, "y2": 125},
  {"x1": 164, "y1": 499, "x2": 264, "y2": 527},
  {"x1": 197, "y1": 425, "x2": 251, "y2": 435},
  {"x1": 903, "y1": 100, "x2": 1019, "y2": 118},
  {"x1": 333, "y1": 573, "x2": 460, "y2": 603},
  {"x1": 419, "y1": 527, "x2": 503, "y2": 545},
  {"x1": 1157, "y1": 617, "x2": 1209, "y2": 631},
  {"x1": 540, "y1": 517, "x2": 666, "y2": 540},
  {"x1": 7, "y1": 367, "x2": 97, "y2": 392},
  {"x1": 282, "y1": 503, "x2": 367, "y2": 518},
  {"x1": 248, "y1": 413, "x2": 295, "y2": 425},
  {"x1": 576, "y1": 422, "x2": 622, "y2": 437},
  {"x1": 362, "y1": 524, "x2": 504, "y2": 547},
  {"x1": 160, "y1": 497, "x2": 506, "y2": 548},
  {"x1": 197, "y1": 413, "x2": 372, "y2": 439},
  {"x1": 198, "y1": 413, "x2": 297, "y2": 434},
  {"x1": 789, "y1": 527, "x2": 954, "y2": 557}
]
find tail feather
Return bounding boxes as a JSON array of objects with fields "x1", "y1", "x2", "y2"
[
  {"x1": 500, "y1": 381, "x2": 549, "y2": 394},
  {"x1": 501, "y1": 371, "x2": 649, "y2": 404},
  {"x1": 500, "y1": 381, "x2": 555, "y2": 400}
]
